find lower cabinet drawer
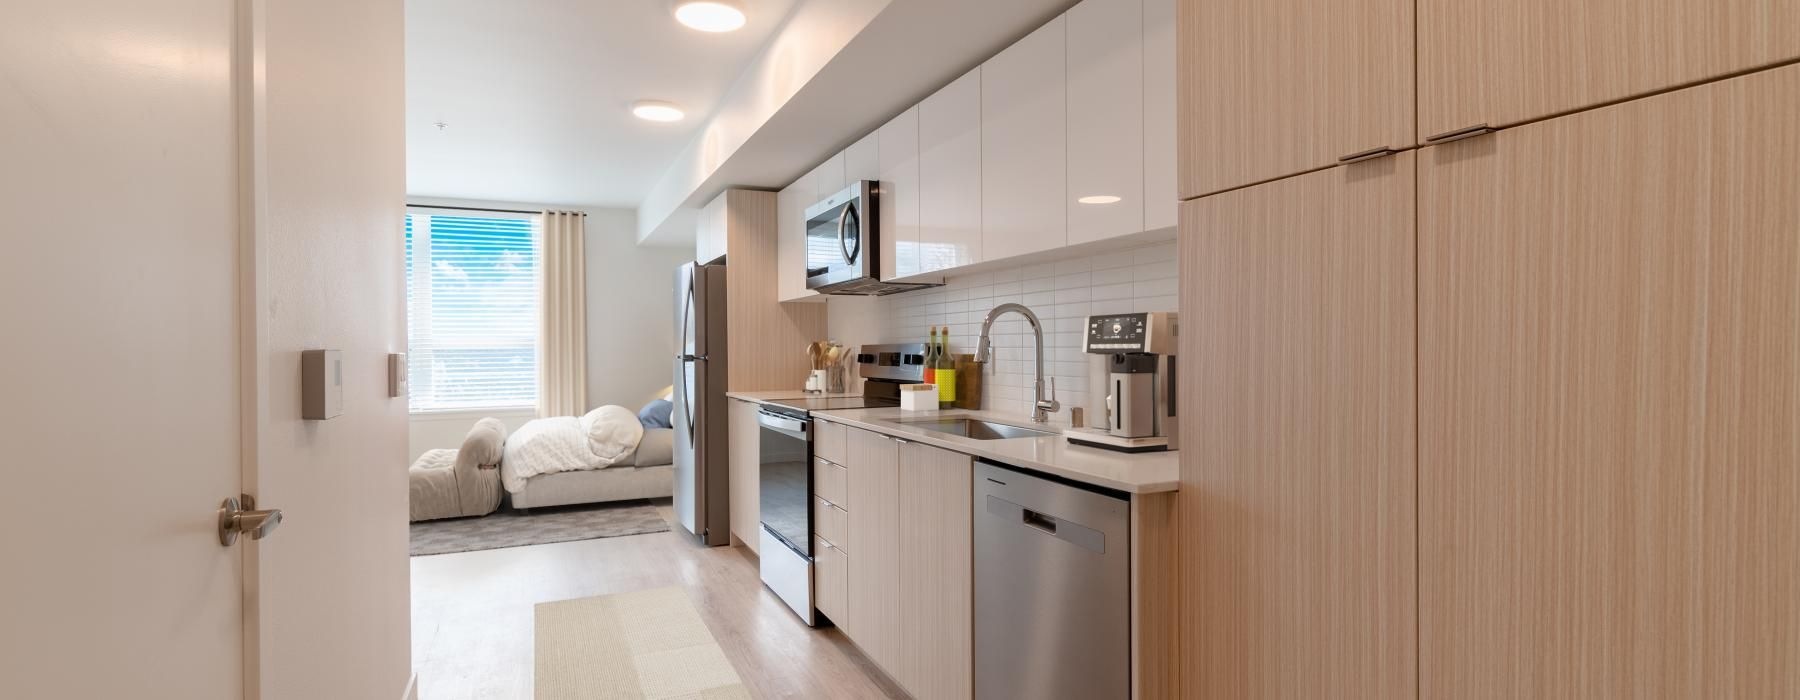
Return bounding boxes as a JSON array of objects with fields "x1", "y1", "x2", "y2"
[
  {"x1": 815, "y1": 496, "x2": 849, "y2": 553},
  {"x1": 815, "y1": 457, "x2": 849, "y2": 507},
  {"x1": 815, "y1": 536, "x2": 849, "y2": 625}
]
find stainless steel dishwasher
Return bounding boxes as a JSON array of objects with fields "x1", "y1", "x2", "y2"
[{"x1": 974, "y1": 459, "x2": 1132, "y2": 699}]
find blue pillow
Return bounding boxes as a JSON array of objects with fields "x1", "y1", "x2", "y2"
[{"x1": 638, "y1": 399, "x2": 674, "y2": 429}]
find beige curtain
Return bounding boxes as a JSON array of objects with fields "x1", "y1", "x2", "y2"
[{"x1": 537, "y1": 210, "x2": 588, "y2": 417}]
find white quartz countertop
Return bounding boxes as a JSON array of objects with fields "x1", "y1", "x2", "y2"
[{"x1": 810, "y1": 408, "x2": 1179, "y2": 494}]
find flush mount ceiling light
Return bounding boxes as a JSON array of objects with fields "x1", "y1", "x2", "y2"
[
  {"x1": 1078, "y1": 195, "x2": 1123, "y2": 205},
  {"x1": 673, "y1": 0, "x2": 747, "y2": 32},
  {"x1": 631, "y1": 100, "x2": 686, "y2": 122}
]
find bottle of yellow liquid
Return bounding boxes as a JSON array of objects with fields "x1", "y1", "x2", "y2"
[{"x1": 935, "y1": 326, "x2": 957, "y2": 408}]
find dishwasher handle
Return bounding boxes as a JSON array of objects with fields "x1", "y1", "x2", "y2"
[
  {"x1": 984, "y1": 495, "x2": 1106, "y2": 553},
  {"x1": 1021, "y1": 508, "x2": 1058, "y2": 535}
]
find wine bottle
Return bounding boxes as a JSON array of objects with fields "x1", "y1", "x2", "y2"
[
  {"x1": 923, "y1": 327, "x2": 938, "y2": 386},
  {"x1": 936, "y1": 326, "x2": 957, "y2": 408}
]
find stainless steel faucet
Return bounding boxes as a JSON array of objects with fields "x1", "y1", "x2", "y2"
[{"x1": 974, "y1": 303, "x2": 1059, "y2": 423}]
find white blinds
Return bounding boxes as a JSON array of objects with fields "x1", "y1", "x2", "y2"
[{"x1": 405, "y1": 212, "x2": 540, "y2": 412}]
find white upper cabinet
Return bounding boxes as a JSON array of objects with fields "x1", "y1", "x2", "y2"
[
  {"x1": 777, "y1": 169, "x2": 817, "y2": 302},
  {"x1": 982, "y1": 16, "x2": 1067, "y2": 260},
  {"x1": 1142, "y1": 0, "x2": 1176, "y2": 231},
  {"x1": 845, "y1": 132, "x2": 880, "y2": 183},
  {"x1": 878, "y1": 107, "x2": 921, "y2": 279},
  {"x1": 1067, "y1": 0, "x2": 1144, "y2": 244},
  {"x1": 816, "y1": 151, "x2": 847, "y2": 199},
  {"x1": 697, "y1": 190, "x2": 729, "y2": 264},
  {"x1": 918, "y1": 67, "x2": 984, "y2": 274}
]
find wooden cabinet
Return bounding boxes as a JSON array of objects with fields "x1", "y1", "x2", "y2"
[
  {"x1": 1417, "y1": 65, "x2": 1800, "y2": 699},
  {"x1": 845, "y1": 427, "x2": 901, "y2": 667},
  {"x1": 1417, "y1": 0, "x2": 1800, "y2": 141},
  {"x1": 814, "y1": 419, "x2": 847, "y2": 465},
  {"x1": 918, "y1": 67, "x2": 983, "y2": 274},
  {"x1": 896, "y1": 441, "x2": 974, "y2": 700},
  {"x1": 1178, "y1": 155, "x2": 1418, "y2": 698},
  {"x1": 1066, "y1": 0, "x2": 1144, "y2": 245},
  {"x1": 1177, "y1": 0, "x2": 1414, "y2": 198},
  {"x1": 878, "y1": 107, "x2": 922, "y2": 279},
  {"x1": 777, "y1": 172, "x2": 817, "y2": 302},
  {"x1": 983, "y1": 15, "x2": 1067, "y2": 260},
  {"x1": 1141, "y1": 0, "x2": 1176, "y2": 231},
  {"x1": 815, "y1": 536, "x2": 849, "y2": 625},
  {"x1": 715, "y1": 189, "x2": 828, "y2": 391},
  {"x1": 726, "y1": 398, "x2": 761, "y2": 553}
]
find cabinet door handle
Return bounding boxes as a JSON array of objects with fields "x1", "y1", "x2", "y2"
[
  {"x1": 1338, "y1": 146, "x2": 1398, "y2": 164},
  {"x1": 1424, "y1": 123, "x2": 1496, "y2": 144}
]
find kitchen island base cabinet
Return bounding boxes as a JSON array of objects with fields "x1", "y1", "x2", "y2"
[{"x1": 1418, "y1": 65, "x2": 1800, "y2": 699}]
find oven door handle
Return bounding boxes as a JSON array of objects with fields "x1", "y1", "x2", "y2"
[{"x1": 758, "y1": 410, "x2": 810, "y2": 440}]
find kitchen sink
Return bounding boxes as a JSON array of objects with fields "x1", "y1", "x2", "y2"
[{"x1": 900, "y1": 418, "x2": 1057, "y2": 440}]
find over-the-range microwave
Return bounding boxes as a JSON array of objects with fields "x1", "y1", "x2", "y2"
[{"x1": 804, "y1": 180, "x2": 940, "y2": 296}]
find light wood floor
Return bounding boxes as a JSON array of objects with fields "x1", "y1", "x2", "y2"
[{"x1": 411, "y1": 499, "x2": 906, "y2": 699}]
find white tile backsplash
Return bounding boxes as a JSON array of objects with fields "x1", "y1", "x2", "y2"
[{"x1": 827, "y1": 240, "x2": 1179, "y2": 418}]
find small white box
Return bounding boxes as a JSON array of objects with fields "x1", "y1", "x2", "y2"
[{"x1": 901, "y1": 384, "x2": 938, "y2": 412}]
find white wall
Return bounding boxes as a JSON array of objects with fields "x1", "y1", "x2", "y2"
[
  {"x1": 584, "y1": 208, "x2": 691, "y2": 411},
  {"x1": 402, "y1": 199, "x2": 690, "y2": 460},
  {"x1": 255, "y1": 0, "x2": 412, "y2": 697},
  {"x1": 827, "y1": 240, "x2": 1177, "y2": 418}
]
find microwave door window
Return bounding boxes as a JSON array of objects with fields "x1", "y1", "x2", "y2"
[{"x1": 806, "y1": 201, "x2": 854, "y2": 276}]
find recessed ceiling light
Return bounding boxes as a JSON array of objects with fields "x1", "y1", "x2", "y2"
[
  {"x1": 673, "y1": 0, "x2": 746, "y2": 32},
  {"x1": 632, "y1": 100, "x2": 686, "y2": 122},
  {"x1": 1078, "y1": 195, "x2": 1123, "y2": 205}
]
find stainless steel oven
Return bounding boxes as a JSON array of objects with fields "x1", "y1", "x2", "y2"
[{"x1": 757, "y1": 404, "x2": 815, "y2": 623}]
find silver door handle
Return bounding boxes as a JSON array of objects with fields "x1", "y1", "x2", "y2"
[
  {"x1": 837, "y1": 205, "x2": 854, "y2": 264},
  {"x1": 219, "y1": 494, "x2": 283, "y2": 546}
]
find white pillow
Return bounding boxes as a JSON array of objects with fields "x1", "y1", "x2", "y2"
[{"x1": 579, "y1": 405, "x2": 646, "y2": 466}]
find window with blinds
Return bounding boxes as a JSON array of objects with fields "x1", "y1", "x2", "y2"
[{"x1": 405, "y1": 212, "x2": 539, "y2": 412}]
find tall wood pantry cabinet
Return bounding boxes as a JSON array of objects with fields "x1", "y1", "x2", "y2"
[
  {"x1": 1176, "y1": 0, "x2": 1414, "y2": 198},
  {"x1": 1417, "y1": 63, "x2": 1800, "y2": 699},
  {"x1": 1177, "y1": 155, "x2": 1418, "y2": 699},
  {"x1": 1417, "y1": 0, "x2": 1800, "y2": 141}
]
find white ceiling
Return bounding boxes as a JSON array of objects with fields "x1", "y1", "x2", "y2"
[{"x1": 405, "y1": 0, "x2": 797, "y2": 208}]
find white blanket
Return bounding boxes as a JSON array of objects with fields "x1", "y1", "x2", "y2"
[{"x1": 501, "y1": 406, "x2": 645, "y2": 493}]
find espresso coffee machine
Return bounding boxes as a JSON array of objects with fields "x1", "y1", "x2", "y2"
[{"x1": 1064, "y1": 312, "x2": 1179, "y2": 453}]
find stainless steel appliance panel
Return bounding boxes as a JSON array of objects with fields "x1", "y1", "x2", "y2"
[
  {"x1": 673, "y1": 261, "x2": 731, "y2": 546},
  {"x1": 756, "y1": 407, "x2": 813, "y2": 557},
  {"x1": 974, "y1": 460, "x2": 1131, "y2": 700}
]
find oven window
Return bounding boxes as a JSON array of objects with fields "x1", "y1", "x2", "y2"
[{"x1": 759, "y1": 421, "x2": 812, "y2": 556}]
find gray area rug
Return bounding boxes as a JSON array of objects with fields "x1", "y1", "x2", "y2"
[{"x1": 410, "y1": 499, "x2": 671, "y2": 556}]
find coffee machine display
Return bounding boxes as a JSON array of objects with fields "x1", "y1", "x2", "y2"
[{"x1": 1064, "y1": 312, "x2": 1179, "y2": 453}]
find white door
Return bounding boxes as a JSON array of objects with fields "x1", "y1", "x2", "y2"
[
  {"x1": 0, "y1": 0, "x2": 244, "y2": 697},
  {"x1": 2, "y1": 1, "x2": 411, "y2": 698}
]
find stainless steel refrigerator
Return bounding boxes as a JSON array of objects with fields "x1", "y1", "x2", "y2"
[{"x1": 673, "y1": 260, "x2": 731, "y2": 546}]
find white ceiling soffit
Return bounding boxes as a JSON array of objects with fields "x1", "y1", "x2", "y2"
[
  {"x1": 405, "y1": 0, "x2": 797, "y2": 208},
  {"x1": 636, "y1": 0, "x2": 1082, "y2": 245}
]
